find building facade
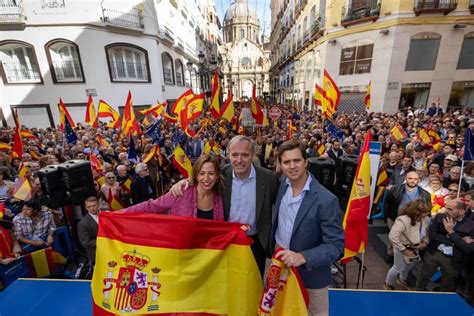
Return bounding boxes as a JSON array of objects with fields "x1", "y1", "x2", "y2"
[
  {"x1": 220, "y1": 0, "x2": 271, "y2": 101},
  {"x1": 270, "y1": 0, "x2": 474, "y2": 113},
  {"x1": 0, "y1": 0, "x2": 222, "y2": 128}
]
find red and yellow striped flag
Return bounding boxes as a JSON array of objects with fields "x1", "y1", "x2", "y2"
[
  {"x1": 258, "y1": 248, "x2": 309, "y2": 315},
  {"x1": 13, "y1": 174, "x2": 32, "y2": 201},
  {"x1": 390, "y1": 124, "x2": 407, "y2": 143},
  {"x1": 172, "y1": 144, "x2": 192, "y2": 178},
  {"x1": 286, "y1": 115, "x2": 297, "y2": 140},
  {"x1": 210, "y1": 70, "x2": 221, "y2": 119},
  {"x1": 107, "y1": 188, "x2": 124, "y2": 211},
  {"x1": 11, "y1": 111, "x2": 23, "y2": 160},
  {"x1": 321, "y1": 70, "x2": 341, "y2": 119},
  {"x1": 85, "y1": 95, "x2": 99, "y2": 128},
  {"x1": 24, "y1": 247, "x2": 66, "y2": 278},
  {"x1": 20, "y1": 130, "x2": 36, "y2": 139},
  {"x1": 376, "y1": 169, "x2": 388, "y2": 186},
  {"x1": 342, "y1": 130, "x2": 371, "y2": 263},
  {"x1": 90, "y1": 152, "x2": 103, "y2": 174},
  {"x1": 140, "y1": 102, "x2": 166, "y2": 118},
  {"x1": 120, "y1": 177, "x2": 132, "y2": 194},
  {"x1": 143, "y1": 144, "x2": 160, "y2": 164},
  {"x1": 317, "y1": 144, "x2": 326, "y2": 156},
  {"x1": 121, "y1": 91, "x2": 141, "y2": 137},
  {"x1": 58, "y1": 98, "x2": 75, "y2": 131},
  {"x1": 0, "y1": 142, "x2": 11, "y2": 152},
  {"x1": 221, "y1": 89, "x2": 236, "y2": 128},
  {"x1": 97, "y1": 100, "x2": 121, "y2": 129},
  {"x1": 251, "y1": 85, "x2": 265, "y2": 125},
  {"x1": 92, "y1": 213, "x2": 263, "y2": 315},
  {"x1": 171, "y1": 89, "x2": 194, "y2": 116},
  {"x1": 30, "y1": 150, "x2": 40, "y2": 160}
]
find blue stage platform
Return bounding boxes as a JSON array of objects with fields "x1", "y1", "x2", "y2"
[{"x1": 0, "y1": 279, "x2": 472, "y2": 315}]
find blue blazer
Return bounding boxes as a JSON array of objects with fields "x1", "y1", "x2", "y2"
[{"x1": 271, "y1": 174, "x2": 344, "y2": 289}]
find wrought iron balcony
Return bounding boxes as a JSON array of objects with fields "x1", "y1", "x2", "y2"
[
  {"x1": 102, "y1": 7, "x2": 144, "y2": 30},
  {"x1": 341, "y1": 0, "x2": 380, "y2": 28},
  {"x1": 2, "y1": 62, "x2": 41, "y2": 83},
  {"x1": 0, "y1": 0, "x2": 26, "y2": 26},
  {"x1": 413, "y1": 0, "x2": 457, "y2": 16},
  {"x1": 52, "y1": 61, "x2": 83, "y2": 81}
]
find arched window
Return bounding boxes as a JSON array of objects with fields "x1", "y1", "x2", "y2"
[
  {"x1": 303, "y1": 16, "x2": 308, "y2": 40},
  {"x1": 0, "y1": 40, "x2": 42, "y2": 84},
  {"x1": 45, "y1": 39, "x2": 84, "y2": 83},
  {"x1": 161, "y1": 52, "x2": 174, "y2": 85},
  {"x1": 406, "y1": 32, "x2": 441, "y2": 71},
  {"x1": 105, "y1": 43, "x2": 150, "y2": 82},
  {"x1": 310, "y1": 6, "x2": 316, "y2": 29},
  {"x1": 241, "y1": 57, "x2": 251, "y2": 69},
  {"x1": 457, "y1": 32, "x2": 474, "y2": 69},
  {"x1": 175, "y1": 59, "x2": 184, "y2": 86}
]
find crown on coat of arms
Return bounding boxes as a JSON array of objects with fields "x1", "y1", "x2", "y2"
[{"x1": 121, "y1": 249, "x2": 150, "y2": 270}]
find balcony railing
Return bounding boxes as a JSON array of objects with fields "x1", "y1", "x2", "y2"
[
  {"x1": 2, "y1": 62, "x2": 41, "y2": 83},
  {"x1": 303, "y1": 30, "x2": 310, "y2": 43},
  {"x1": 102, "y1": 7, "x2": 144, "y2": 30},
  {"x1": 470, "y1": 0, "x2": 474, "y2": 13},
  {"x1": 413, "y1": 0, "x2": 457, "y2": 16},
  {"x1": 0, "y1": 0, "x2": 25, "y2": 23},
  {"x1": 52, "y1": 60, "x2": 83, "y2": 81},
  {"x1": 110, "y1": 61, "x2": 148, "y2": 81},
  {"x1": 341, "y1": 0, "x2": 380, "y2": 27},
  {"x1": 159, "y1": 25, "x2": 175, "y2": 44}
]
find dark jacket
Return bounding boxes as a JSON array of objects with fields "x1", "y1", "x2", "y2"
[
  {"x1": 389, "y1": 165, "x2": 415, "y2": 187},
  {"x1": 444, "y1": 212, "x2": 474, "y2": 267},
  {"x1": 327, "y1": 148, "x2": 344, "y2": 162},
  {"x1": 222, "y1": 164, "x2": 279, "y2": 257},
  {"x1": 131, "y1": 175, "x2": 157, "y2": 205},
  {"x1": 77, "y1": 213, "x2": 98, "y2": 264},
  {"x1": 384, "y1": 184, "x2": 432, "y2": 221},
  {"x1": 271, "y1": 174, "x2": 344, "y2": 289}
]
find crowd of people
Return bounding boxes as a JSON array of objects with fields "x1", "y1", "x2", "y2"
[{"x1": 0, "y1": 101, "x2": 473, "y2": 312}]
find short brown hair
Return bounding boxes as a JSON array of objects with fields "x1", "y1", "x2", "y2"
[
  {"x1": 190, "y1": 154, "x2": 224, "y2": 193},
  {"x1": 278, "y1": 140, "x2": 307, "y2": 162},
  {"x1": 399, "y1": 200, "x2": 431, "y2": 226},
  {"x1": 85, "y1": 196, "x2": 98, "y2": 204}
]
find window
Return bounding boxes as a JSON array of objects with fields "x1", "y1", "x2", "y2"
[
  {"x1": 339, "y1": 42, "x2": 374, "y2": 75},
  {"x1": 175, "y1": 59, "x2": 184, "y2": 86},
  {"x1": 405, "y1": 33, "x2": 441, "y2": 71},
  {"x1": 0, "y1": 41, "x2": 42, "y2": 84},
  {"x1": 241, "y1": 57, "x2": 251, "y2": 69},
  {"x1": 457, "y1": 32, "x2": 474, "y2": 69},
  {"x1": 240, "y1": 28, "x2": 245, "y2": 39},
  {"x1": 161, "y1": 52, "x2": 174, "y2": 85},
  {"x1": 106, "y1": 44, "x2": 150, "y2": 82},
  {"x1": 45, "y1": 39, "x2": 84, "y2": 83}
]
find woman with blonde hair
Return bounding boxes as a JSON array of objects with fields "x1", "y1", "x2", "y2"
[
  {"x1": 122, "y1": 154, "x2": 224, "y2": 220},
  {"x1": 384, "y1": 200, "x2": 431, "y2": 290}
]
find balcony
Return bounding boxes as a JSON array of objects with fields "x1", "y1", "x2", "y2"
[
  {"x1": 158, "y1": 24, "x2": 175, "y2": 45},
  {"x1": 341, "y1": 0, "x2": 380, "y2": 28},
  {"x1": 174, "y1": 37, "x2": 185, "y2": 53},
  {"x1": 0, "y1": 0, "x2": 26, "y2": 30},
  {"x1": 52, "y1": 61, "x2": 83, "y2": 82},
  {"x1": 102, "y1": 7, "x2": 144, "y2": 31},
  {"x1": 303, "y1": 30, "x2": 310, "y2": 43},
  {"x1": 469, "y1": 0, "x2": 474, "y2": 13},
  {"x1": 413, "y1": 0, "x2": 457, "y2": 16}
]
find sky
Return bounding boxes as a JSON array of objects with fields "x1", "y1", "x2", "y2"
[{"x1": 215, "y1": 0, "x2": 271, "y2": 36}]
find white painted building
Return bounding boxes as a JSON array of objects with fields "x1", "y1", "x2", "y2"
[{"x1": 0, "y1": 0, "x2": 222, "y2": 128}]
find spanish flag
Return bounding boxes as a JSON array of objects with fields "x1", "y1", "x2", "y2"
[
  {"x1": 365, "y1": 81, "x2": 371, "y2": 110},
  {"x1": 140, "y1": 102, "x2": 166, "y2": 118},
  {"x1": 13, "y1": 175, "x2": 33, "y2": 201},
  {"x1": 107, "y1": 188, "x2": 124, "y2": 211},
  {"x1": 98, "y1": 100, "x2": 121, "y2": 129},
  {"x1": 428, "y1": 129, "x2": 441, "y2": 151},
  {"x1": 90, "y1": 152, "x2": 103, "y2": 174},
  {"x1": 30, "y1": 150, "x2": 40, "y2": 161},
  {"x1": 376, "y1": 169, "x2": 388, "y2": 186},
  {"x1": 121, "y1": 91, "x2": 141, "y2": 137},
  {"x1": 342, "y1": 130, "x2": 371, "y2": 263},
  {"x1": 390, "y1": 123, "x2": 407, "y2": 143},
  {"x1": 58, "y1": 98, "x2": 76, "y2": 131},
  {"x1": 92, "y1": 213, "x2": 263, "y2": 315},
  {"x1": 172, "y1": 144, "x2": 192, "y2": 178},
  {"x1": 258, "y1": 248, "x2": 309, "y2": 315},
  {"x1": 314, "y1": 84, "x2": 325, "y2": 107},
  {"x1": 171, "y1": 89, "x2": 194, "y2": 116},
  {"x1": 286, "y1": 114, "x2": 297, "y2": 140},
  {"x1": 184, "y1": 93, "x2": 205, "y2": 123},
  {"x1": 120, "y1": 177, "x2": 132, "y2": 194},
  {"x1": 11, "y1": 110, "x2": 23, "y2": 160},
  {"x1": 317, "y1": 143, "x2": 326, "y2": 156},
  {"x1": 418, "y1": 128, "x2": 431, "y2": 146},
  {"x1": 85, "y1": 95, "x2": 99, "y2": 128},
  {"x1": 143, "y1": 144, "x2": 160, "y2": 164},
  {"x1": 251, "y1": 85, "x2": 264, "y2": 125},
  {"x1": 24, "y1": 247, "x2": 66, "y2": 278},
  {"x1": 0, "y1": 142, "x2": 11, "y2": 152},
  {"x1": 20, "y1": 130, "x2": 36, "y2": 139},
  {"x1": 163, "y1": 111, "x2": 179, "y2": 124},
  {"x1": 321, "y1": 70, "x2": 341, "y2": 119},
  {"x1": 210, "y1": 70, "x2": 221, "y2": 118},
  {"x1": 221, "y1": 89, "x2": 236, "y2": 128}
]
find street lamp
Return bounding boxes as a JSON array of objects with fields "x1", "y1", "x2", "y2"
[{"x1": 186, "y1": 60, "x2": 193, "y2": 89}]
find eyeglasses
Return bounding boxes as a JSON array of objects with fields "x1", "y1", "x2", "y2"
[
  {"x1": 448, "y1": 189, "x2": 458, "y2": 192},
  {"x1": 106, "y1": 177, "x2": 115, "y2": 179}
]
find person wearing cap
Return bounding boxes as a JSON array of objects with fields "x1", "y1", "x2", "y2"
[
  {"x1": 443, "y1": 154, "x2": 458, "y2": 178},
  {"x1": 443, "y1": 166, "x2": 470, "y2": 192},
  {"x1": 413, "y1": 145, "x2": 426, "y2": 170},
  {"x1": 12, "y1": 200, "x2": 56, "y2": 252},
  {"x1": 433, "y1": 144, "x2": 456, "y2": 169}
]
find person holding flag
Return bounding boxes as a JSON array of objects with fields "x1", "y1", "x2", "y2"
[
  {"x1": 271, "y1": 140, "x2": 344, "y2": 316},
  {"x1": 122, "y1": 154, "x2": 224, "y2": 221}
]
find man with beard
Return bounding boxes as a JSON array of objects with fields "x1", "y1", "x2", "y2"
[{"x1": 384, "y1": 171, "x2": 431, "y2": 260}]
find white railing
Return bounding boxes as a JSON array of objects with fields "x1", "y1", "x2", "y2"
[
  {"x1": 0, "y1": 0, "x2": 25, "y2": 22},
  {"x1": 102, "y1": 7, "x2": 144, "y2": 30}
]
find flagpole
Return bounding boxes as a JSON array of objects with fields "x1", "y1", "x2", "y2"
[
  {"x1": 357, "y1": 252, "x2": 365, "y2": 289},
  {"x1": 457, "y1": 159, "x2": 465, "y2": 199}
]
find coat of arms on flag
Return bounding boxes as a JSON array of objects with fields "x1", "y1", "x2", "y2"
[{"x1": 101, "y1": 249, "x2": 161, "y2": 313}]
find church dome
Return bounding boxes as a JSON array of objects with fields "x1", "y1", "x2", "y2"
[{"x1": 224, "y1": 0, "x2": 259, "y2": 24}]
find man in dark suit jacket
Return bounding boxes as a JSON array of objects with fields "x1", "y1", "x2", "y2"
[
  {"x1": 171, "y1": 135, "x2": 279, "y2": 276},
  {"x1": 389, "y1": 155, "x2": 415, "y2": 188},
  {"x1": 271, "y1": 141, "x2": 344, "y2": 315},
  {"x1": 131, "y1": 163, "x2": 157, "y2": 205},
  {"x1": 327, "y1": 140, "x2": 344, "y2": 162},
  {"x1": 78, "y1": 196, "x2": 99, "y2": 266}
]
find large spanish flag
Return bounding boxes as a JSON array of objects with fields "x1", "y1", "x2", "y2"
[
  {"x1": 121, "y1": 91, "x2": 141, "y2": 137},
  {"x1": 85, "y1": 95, "x2": 99, "y2": 128},
  {"x1": 251, "y1": 85, "x2": 264, "y2": 125},
  {"x1": 210, "y1": 70, "x2": 221, "y2": 119},
  {"x1": 172, "y1": 144, "x2": 192, "y2": 178},
  {"x1": 342, "y1": 130, "x2": 371, "y2": 263},
  {"x1": 92, "y1": 213, "x2": 263, "y2": 315}
]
